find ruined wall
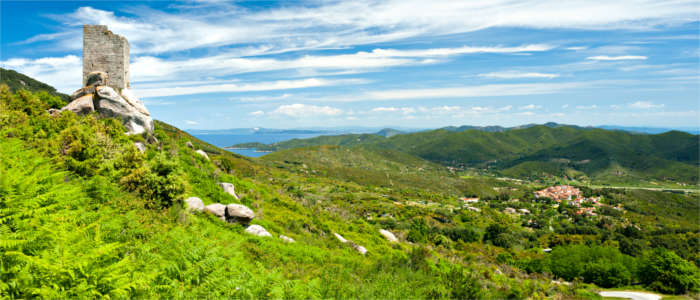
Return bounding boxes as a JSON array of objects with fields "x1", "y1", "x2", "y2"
[{"x1": 82, "y1": 25, "x2": 130, "y2": 90}]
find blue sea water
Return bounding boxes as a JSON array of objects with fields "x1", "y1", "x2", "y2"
[{"x1": 191, "y1": 133, "x2": 323, "y2": 157}]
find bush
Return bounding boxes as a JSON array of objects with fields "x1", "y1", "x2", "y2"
[
  {"x1": 546, "y1": 245, "x2": 635, "y2": 287},
  {"x1": 443, "y1": 227, "x2": 481, "y2": 243},
  {"x1": 638, "y1": 248, "x2": 700, "y2": 294},
  {"x1": 483, "y1": 223, "x2": 518, "y2": 248},
  {"x1": 583, "y1": 262, "x2": 632, "y2": 288},
  {"x1": 120, "y1": 153, "x2": 185, "y2": 208},
  {"x1": 407, "y1": 218, "x2": 429, "y2": 243}
]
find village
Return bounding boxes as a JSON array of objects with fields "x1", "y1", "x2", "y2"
[{"x1": 458, "y1": 185, "x2": 616, "y2": 217}]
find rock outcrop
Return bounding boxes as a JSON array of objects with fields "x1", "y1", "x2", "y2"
[
  {"x1": 280, "y1": 235, "x2": 295, "y2": 243},
  {"x1": 379, "y1": 229, "x2": 398, "y2": 242},
  {"x1": 333, "y1": 233, "x2": 348, "y2": 243},
  {"x1": 204, "y1": 203, "x2": 227, "y2": 221},
  {"x1": 349, "y1": 242, "x2": 367, "y2": 255},
  {"x1": 333, "y1": 232, "x2": 367, "y2": 255},
  {"x1": 61, "y1": 71, "x2": 153, "y2": 135},
  {"x1": 134, "y1": 142, "x2": 146, "y2": 153},
  {"x1": 196, "y1": 150, "x2": 209, "y2": 160},
  {"x1": 218, "y1": 182, "x2": 239, "y2": 199},
  {"x1": 203, "y1": 202, "x2": 255, "y2": 224},
  {"x1": 225, "y1": 204, "x2": 254, "y2": 224},
  {"x1": 245, "y1": 225, "x2": 272, "y2": 237},
  {"x1": 185, "y1": 197, "x2": 205, "y2": 211}
]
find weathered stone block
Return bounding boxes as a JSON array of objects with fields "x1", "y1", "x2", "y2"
[{"x1": 83, "y1": 25, "x2": 129, "y2": 90}]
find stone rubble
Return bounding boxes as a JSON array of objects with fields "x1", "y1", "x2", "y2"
[
  {"x1": 218, "y1": 182, "x2": 240, "y2": 199},
  {"x1": 379, "y1": 229, "x2": 398, "y2": 243},
  {"x1": 245, "y1": 225, "x2": 272, "y2": 237}
]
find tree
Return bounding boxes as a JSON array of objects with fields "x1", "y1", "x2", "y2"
[{"x1": 638, "y1": 248, "x2": 700, "y2": 294}]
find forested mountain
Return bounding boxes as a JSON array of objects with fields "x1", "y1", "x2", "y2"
[
  {"x1": 241, "y1": 125, "x2": 700, "y2": 184},
  {"x1": 0, "y1": 67, "x2": 70, "y2": 102}
]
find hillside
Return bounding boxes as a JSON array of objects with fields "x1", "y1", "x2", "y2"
[
  {"x1": 1, "y1": 84, "x2": 604, "y2": 298},
  {"x1": 243, "y1": 125, "x2": 700, "y2": 184},
  {"x1": 2, "y1": 74, "x2": 699, "y2": 298},
  {"x1": 0, "y1": 67, "x2": 70, "y2": 103},
  {"x1": 262, "y1": 145, "x2": 508, "y2": 198},
  {"x1": 232, "y1": 133, "x2": 385, "y2": 151}
]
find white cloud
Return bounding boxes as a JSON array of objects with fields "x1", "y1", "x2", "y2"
[
  {"x1": 586, "y1": 55, "x2": 648, "y2": 61},
  {"x1": 363, "y1": 82, "x2": 582, "y2": 101},
  {"x1": 249, "y1": 110, "x2": 265, "y2": 116},
  {"x1": 519, "y1": 104, "x2": 542, "y2": 110},
  {"x1": 125, "y1": 44, "x2": 550, "y2": 83},
  {"x1": 369, "y1": 44, "x2": 554, "y2": 57},
  {"x1": 238, "y1": 94, "x2": 292, "y2": 102},
  {"x1": 566, "y1": 46, "x2": 587, "y2": 51},
  {"x1": 0, "y1": 55, "x2": 81, "y2": 93},
  {"x1": 29, "y1": 2, "x2": 698, "y2": 55},
  {"x1": 517, "y1": 111, "x2": 536, "y2": 116},
  {"x1": 133, "y1": 78, "x2": 366, "y2": 98},
  {"x1": 479, "y1": 71, "x2": 559, "y2": 79},
  {"x1": 371, "y1": 107, "x2": 399, "y2": 112},
  {"x1": 185, "y1": 120, "x2": 199, "y2": 125},
  {"x1": 576, "y1": 104, "x2": 598, "y2": 109},
  {"x1": 562, "y1": 104, "x2": 569, "y2": 108},
  {"x1": 628, "y1": 101, "x2": 664, "y2": 109},
  {"x1": 271, "y1": 103, "x2": 343, "y2": 117}
]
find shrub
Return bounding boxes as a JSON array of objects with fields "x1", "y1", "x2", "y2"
[
  {"x1": 483, "y1": 223, "x2": 517, "y2": 248},
  {"x1": 638, "y1": 248, "x2": 700, "y2": 294},
  {"x1": 443, "y1": 227, "x2": 481, "y2": 243},
  {"x1": 583, "y1": 262, "x2": 632, "y2": 288},
  {"x1": 547, "y1": 245, "x2": 636, "y2": 287},
  {"x1": 120, "y1": 153, "x2": 185, "y2": 208},
  {"x1": 407, "y1": 218, "x2": 429, "y2": 243}
]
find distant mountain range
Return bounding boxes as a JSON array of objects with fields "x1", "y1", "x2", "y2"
[
  {"x1": 235, "y1": 124, "x2": 699, "y2": 184},
  {"x1": 198, "y1": 122, "x2": 697, "y2": 138}
]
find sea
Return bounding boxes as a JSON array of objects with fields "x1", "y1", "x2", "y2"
[{"x1": 191, "y1": 133, "x2": 324, "y2": 157}]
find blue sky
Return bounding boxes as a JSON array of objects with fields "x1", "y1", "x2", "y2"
[{"x1": 2, "y1": 0, "x2": 698, "y2": 130}]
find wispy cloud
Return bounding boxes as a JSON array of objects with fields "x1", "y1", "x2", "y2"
[
  {"x1": 237, "y1": 94, "x2": 292, "y2": 102},
  {"x1": 519, "y1": 104, "x2": 543, "y2": 110},
  {"x1": 271, "y1": 103, "x2": 344, "y2": 117},
  {"x1": 628, "y1": 101, "x2": 664, "y2": 109},
  {"x1": 28, "y1": 2, "x2": 699, "y2": 55},
  {"x1": 479, "y1": 71, "x2": 559, "y2": 79},
  {"x1": 249, "y1": 110, "x2": 265, "y2": 116},
  {"x1": 586, "y1": 55, "x2": 647, "y2": 61},
  {"x1": 134, "y1": 78, "x2": 367, "y2": 98},
  {"x1": 0, "y1": 55, "x2": 81, "y2": 93},
  {"x1": 363, "y1": 82, "x2": 582, "y2": 101},
  {"x1": 185, "y1": 120, "x2": 199, "y2": 125}
]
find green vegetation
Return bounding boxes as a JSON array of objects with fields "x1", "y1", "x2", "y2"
[
  {"x1": 0, "y1": 67, "x2": 70, "y2": 103},
  {"x1": 2, "y1": 75, "x2": 698, "y2": 298},
  {"x1": 245, "y1": 124, "x2": 699, "y2": 185},
  {"x1": 1, "y1": 85, "x2": 593, "y2": 298}
]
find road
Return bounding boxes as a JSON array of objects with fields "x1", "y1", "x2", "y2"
[
  {"x1": 584, "y1": 185, "x2": 698, "y2": 194},
  {"x1": 599, "y1": 291, "x2": 662, "y2": 300}
]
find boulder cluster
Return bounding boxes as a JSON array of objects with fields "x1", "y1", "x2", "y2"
[
  {"x1": 333, "y1": 232, "x2": 368, "y2": 255},
  {"x1": 185, "y1": 183, "x2": 292, "y2": 241},
  {"x1": 55, "y1": 71, "x2": 153, "y2": 135}
]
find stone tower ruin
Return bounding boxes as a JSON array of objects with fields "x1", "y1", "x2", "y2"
[{"x1": 82, "y1": 25, "x2": 130, "y2": 90}]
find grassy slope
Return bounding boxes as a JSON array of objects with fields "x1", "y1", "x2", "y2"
[
  {"x1": 1, "y1": 86, "x2": 591, "y2": 298},
  {"x1": 262, "y1": 145, "x2": 509, "y2": 198}
]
